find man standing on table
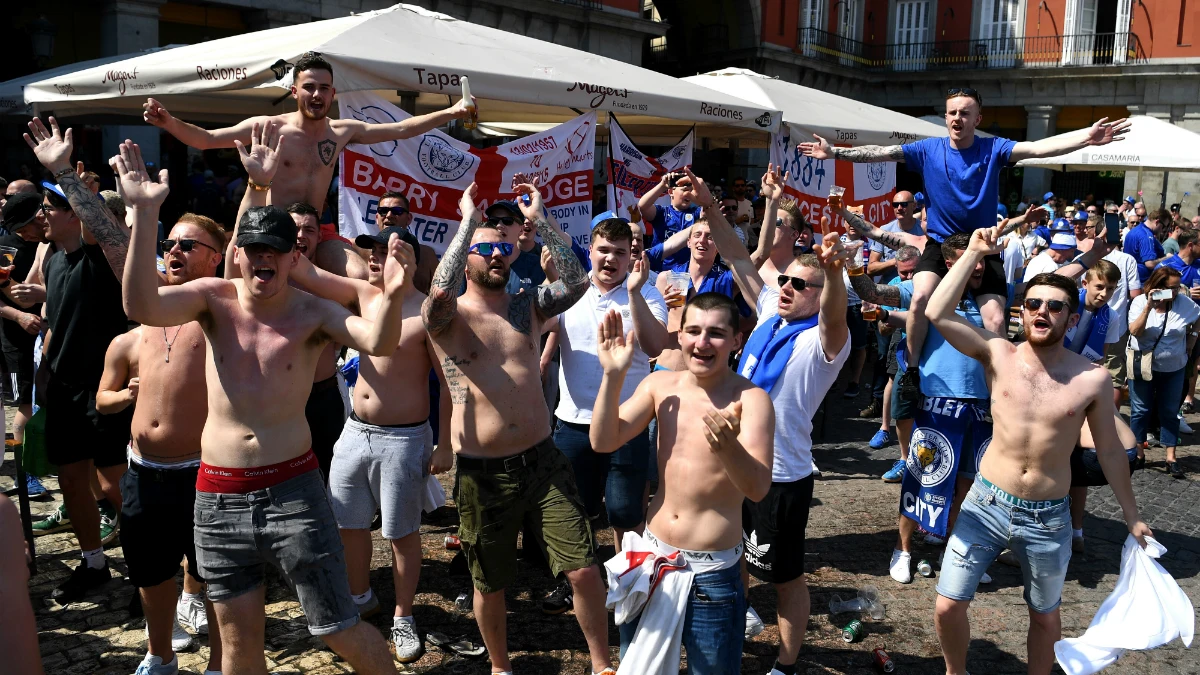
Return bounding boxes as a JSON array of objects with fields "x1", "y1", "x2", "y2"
[
  {"x1": 926, "y1": 225, "x2": 1151, "y2": 675},
  {"x1": 423, "y1": 180, "x2": 614, "y2": 675},
  {"x1": 119, "y1": 125, "x2": 412, "y2": 674},
  {"x1": 800, "y1": 87, "x2": 1130, "y2": 400}
]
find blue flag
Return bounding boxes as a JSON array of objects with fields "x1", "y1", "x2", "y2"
[{"x1": 900, "y1": 397, "x2": 992, "y2": 538}]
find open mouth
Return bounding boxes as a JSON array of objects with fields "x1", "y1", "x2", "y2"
[
  {"x1": 167, "y1": 259, "x2": 185, "y2": 273},
  {"x1": 691, "y1": 351, "x2": 716, "y2": 366},
  {"x1": 368, "y1": 263, "x2": 382, "y2": 275},
  {"x1": 253, "y1": 266, "x2": 276, "y2": 283},
  {"x1": 599, "y1": 263, "x2": 618, "y2": 274},
  {"x1": 296, "y1": 240, "x2": 309, "y2": 254},
  {"x1": 1031, "y1": 317, "x2": 1052, "y2": 331}
]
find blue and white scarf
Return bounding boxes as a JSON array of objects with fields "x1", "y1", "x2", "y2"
[
  {"x1": 737, "y1": 313, "x2": 820, "y2": 392},
  {"x1": 1063, "y1": 288, "x2": 1110, "y2": 363}
]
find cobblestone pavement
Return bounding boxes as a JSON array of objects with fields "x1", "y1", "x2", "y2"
[{"x1": 5, "y1": 387, "x2": 1200, "y2": 674}]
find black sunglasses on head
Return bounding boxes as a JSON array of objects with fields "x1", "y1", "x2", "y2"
[
  {"x1": 377, "y1": 206, "x2": 408, "y2": 217},
  {"x1": 486, "y1": 216, "x2": 518, "y2": 226},
  {"x1": 160, "y1": 238, "x2": 219, "y2": 254},
  {"x1": 1023, "y1": 298, "x2": 1066, "y2": 314},
  {"x1": 947, "y1": 87, "x2": 982, "y2": 105},
  {"x1": 778, "y1": 274, "x2": 822, "y2": 292}
]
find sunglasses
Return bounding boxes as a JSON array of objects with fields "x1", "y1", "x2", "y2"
[
  {"x1": 892, "y1": 201, "x2": 911, "y2": 208},
  {"x1": 778, "y1": 274, "x2": 823, "y2": 292},
  {"x1": 947, "y1": 87, "x2": 982, "y2": 104},
  {"x1": 377, "y1": 206, "x2": 409, "y2": 217},
  {"x1": 160, "y1": 238, "x2": 219, "y2": 254},
  {"x1": 486, "y1": 216, "x2": 518, "y2": 227},
  {"x1": 1023, "y1": 298, "x2": 1067, "y2": 314},
  {"x1": 469, "y1": 242, "x2": 514, "y2": 257}
]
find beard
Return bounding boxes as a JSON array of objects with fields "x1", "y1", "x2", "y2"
[
  {"x1": 299, "y1": 103, "x2": 327, "y2": 121},
  {"x1": 467, "y1": 263, "x2": 507, "y2": 289},
  {"x1": 1026, "y1": 320, "x2": 1069, "y2": 347}
]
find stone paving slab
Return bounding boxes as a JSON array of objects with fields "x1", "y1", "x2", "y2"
[{"x1": 5, "y1": 388, "x2": 1200, "y2": 674}]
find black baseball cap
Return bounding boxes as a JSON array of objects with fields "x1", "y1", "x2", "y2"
[
  {"x1": 236, "y1": 206, "x2": 296, "y2": 252},
  {"x1": 486, "y1": 200, "x2": 522, "y2": 219},
  {"x1": 2, "y1": 192, "x2": 40, "y2": 231},
  {"x1": 355, "y1": 225, "x2": 421, "y2": 263}
]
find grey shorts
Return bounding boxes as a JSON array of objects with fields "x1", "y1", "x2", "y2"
[
  {"x1": 329, "y1": 416, "x2": 432, "y2": 540},
  {"x1": 193, "y1": 469, "x2": 359, "y2": 636}
]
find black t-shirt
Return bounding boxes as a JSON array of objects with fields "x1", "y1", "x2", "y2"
[
  {"x1": 45, "y1": 240, "x2": 127, "y2": 389},
  {"x1": 0, "y1": 234, "x2": 42, "y2": 351}
]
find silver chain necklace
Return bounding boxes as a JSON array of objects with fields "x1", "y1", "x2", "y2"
[{"x1": 163, "y1": 326, "x2": 181, "y2": 363}]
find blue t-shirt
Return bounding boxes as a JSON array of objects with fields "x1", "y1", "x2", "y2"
[
  {"x1": 651, "y1": 203, "x2": 702, "y2": 271},
  {"x1": 901, "y1": 136, "x2": 1018, "y2": 243},
  {"x1": 1124, "y1": 225, "x2": 1164, "y2": 283},
  {"x1": 897, "y1": 279, "x2": 1014, "y2": 399},
  {"x1": 1157, "y1": 254, "x2": 1200, "y2": 287},
  {"x1": 510, "y1": 246, "x2": 546, "y2": 287}
]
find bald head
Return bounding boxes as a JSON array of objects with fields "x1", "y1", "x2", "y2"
[{"x1": 6, "y1": 180, "x2": 35, "y2": 196}]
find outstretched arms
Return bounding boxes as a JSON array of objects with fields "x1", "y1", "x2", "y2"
[
  {"x1": 514, "y1": 183, "x2": 589, "y2": 322},
  {"x1": 346, "y1": 97, "x2": 474, "y2": 144},
  {"x1": 798, "y1": 134, "x2": 905, "y2": 163},
  {"x1": 422, "y1": 183, "x2": 482, "y2": 336},
  {"x1": 143, "y1": 98, "x2": 259, "y2": 150},
  {"x1": 1011, "y1": 117, "x2": 1132, "y2": 162}
]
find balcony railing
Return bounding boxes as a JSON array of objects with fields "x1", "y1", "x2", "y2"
[{"x1": 796, "y1": 28, "x2": 1146, "y2": 72}]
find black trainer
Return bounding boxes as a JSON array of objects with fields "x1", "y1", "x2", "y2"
[
  {"x1": 51, "y1": 561, "x2": 112, "y2": 604},
  {"x1": 898, "y1": 367, "x2": 921, "y2": 402},
  {"x1": 540, "y1": 579, "x2": 574, "y2": 615}
]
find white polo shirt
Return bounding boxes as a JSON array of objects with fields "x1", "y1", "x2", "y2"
[{"x1": 556, "y1": 277, "x2": 669, "y2": 424}]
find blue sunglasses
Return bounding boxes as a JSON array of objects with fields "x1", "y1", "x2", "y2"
[{"x1": 469, "y1": 242, "x2": 514, "y2": 257}]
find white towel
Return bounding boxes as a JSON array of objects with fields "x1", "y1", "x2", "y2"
[{"x1": 604, "y1": 531, "x2": 693, "y2": 675}]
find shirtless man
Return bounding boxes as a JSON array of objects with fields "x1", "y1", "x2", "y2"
[
  {"x1": 286, "y1": 223, "x2": 451, "y2": 662},
  {"x1": 96, "y1": 213, "x2": 228, "y2": 675},
  {"x1": 375, "y1": 192, "x2": 436, "y2": 295},
  {"x1": 144, "y1": 52, "x2": 471, "y2": 272},
  {"x1": 589, "y1": 291, "x2": 775, "y2": 671},
  {"x1": 422, "y1": 181, "x2": 611, "y2": 675},
  {"x1": 926, "y1": 225, "x2": 1152, "y2": 675},
  {"x1": 118, "y1": 128, "x2": 413, "y2": 674}
]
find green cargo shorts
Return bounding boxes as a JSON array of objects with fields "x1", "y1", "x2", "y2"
[{"x1": 454, "y1": 437, "x2": 596, "y2": 594}]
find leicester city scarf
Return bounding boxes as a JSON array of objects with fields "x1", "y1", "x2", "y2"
[
  {"x1": 900, "y1": 397, "x2": 993, "y2": 538},
  {"x1": 737, "y1": 313, "x2": 820, "y2": 393},
  {"x1": 1063, "y1": 289, "x2": 1110, "y2": 363}
]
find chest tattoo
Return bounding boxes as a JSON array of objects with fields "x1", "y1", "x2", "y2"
[
  {"x1": 507, "y1": 292, "x2": 533, "y2": 335},
  {"x1": 317, "y1": 139, "x2": 338, "y2": 166},
  {"x1": 442, "y1": 355, "x2": 471, "y2": 404}
]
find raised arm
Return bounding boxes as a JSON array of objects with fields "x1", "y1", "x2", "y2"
[
  {"x1": 113, "y1": 141, "x2": 213, "y2": 327},
  {"x1": 320, "y1": 234, "x2": 414, "y2": 356},
  {"x1": 1010, "y1": 117, "x2": 1131, "y2": 162},
  {"x1": 345, "y1": 98, "x2": 473, "y2": 144},
  {"x1": 686, "y1": 168, "x2": 765, "y2": 301},
  {"x1": 143, "y1": 98, "x2": 257, "y2": 150},
  {"x1": 590, "y1": 310, "x2": 658, "y2": 453},
  {"x1": 814, "y1": 237, "x2": 853, "y2": 361},
  {"x1": 1084, "y1": 377, "x2": 1151, "y2": 547},
  {"x1": 422, "y1": 183, "x2": 481, "y2": 335},
  {"x1": 998, "y1": 205, "x2": 1047, "y2": 238},
  {"x1": 625, "y1": 257, "x2": 669, "y2": 358},
  {"x1": 24, "y1": 118, "x2": 129, "y2": 279},
  {"x1": 751, "y1": 165, "x2": 786, "y2": 268},
  {"x1": 514, "y1": 183, "x2": 588, "y2": 321},
  {"x1": 226, "y1": 121, "x2": 285, "y2": 280},
  {"x1": 637, "y1": 173, "x2": 671, "y2": 223},
  {"x1": 926, "y1": 228, "x2": 1003, "y2": 362},
  {"x1": 798, "y1": 134, "x2": 905, "y2": 163}
]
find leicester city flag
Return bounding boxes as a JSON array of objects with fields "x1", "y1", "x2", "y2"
[{"x1": 899, "y1": 397, "x2": 992, "y2": 538}]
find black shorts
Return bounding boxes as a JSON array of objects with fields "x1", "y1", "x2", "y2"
[
  {"x1": 846, "y1": 305, "x2": 868, "y2": 350},
  {"x1": 742, "y1": 475, "x2": 815, "y2": 584},
  {"x1": 120, "y1": 461, "x2": 203, "y2": 587},
  {"x1": 1, "y1": 339, "x2": 34, "y2": 405},
  {"x1": 305, "y1": 375, "x2": 346, "y2": 484},
  {"x1": 44, "y1": 376, "x2": 128, "y2": 468},
  {"x1": 915, "y1": 244, "x2": 1008, "y2": 299},
  {"x1": 1070, "y1": 446, "x2": 1139, "y2": 487}
]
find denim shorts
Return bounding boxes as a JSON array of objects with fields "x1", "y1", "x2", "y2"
[
  {"x1": 554, "y1": 419, "x2": 649, "y2": 529},
  {"x1": 618, "y1": 563, "x2": 745, "y2": 674},
  {"x1": 936, "y1": 476, "x2": 1072, "y2": 613},
  {"x1": 193, "y1": 469, "x2": 359, "y2": 636}
]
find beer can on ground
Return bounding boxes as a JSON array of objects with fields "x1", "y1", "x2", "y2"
[
  {"x1": 872, "y1": 647, "x2": 895, "y2": 672},
  {"x1": 917, "y1": 559, "x2": 934, "y2": 577},
  {"x1": 841, "y1": 619, "x2": 863, "y2": 643},
  {"x1": 445, "y1": 534, "x2": 461, "y2": 550}
]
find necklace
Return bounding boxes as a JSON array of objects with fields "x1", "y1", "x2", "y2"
[{"x1": 163, "y1": 326, "x2": 181, "y2": 363}]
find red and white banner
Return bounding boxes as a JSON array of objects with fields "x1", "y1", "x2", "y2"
[
  {"x1": 769, "y1": 128, "x2": 896, "y2": 232},
  {"x1": 606, "y1": 114, "x2": 694, "y2": 219},
  {"x1": 338, "y1": 91, "x2": 596, "y2": 254}
]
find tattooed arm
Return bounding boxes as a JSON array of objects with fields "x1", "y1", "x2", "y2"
[
  {"x1": 998, "y1": 205, "x2": 1048, "y2": 238},
  {"x1": 798, "y1": 134, "x2": 905, "y2": 163},
  {"x1": 516, "y1": 185, "x2": 588, "y2": 322},
  {"x1": 847, "y1": 271, "x2": 904, "y2": 307},
  {"x1": 838, "y1": 206, "x2": 923, "y2": 253},
  {"x1": 422, "y1": 183, "x2": 481, "y2": 336}
]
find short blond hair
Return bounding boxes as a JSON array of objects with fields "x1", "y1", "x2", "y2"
[
  {"x1": 778, "y1": 199, "x2": 805, "y2": 228},
  {"x1": 175, "y1": 213, "x2": 226, "y2": 252}
]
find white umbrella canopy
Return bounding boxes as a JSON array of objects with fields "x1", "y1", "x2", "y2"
[
  {"x1": 0, "y1": 45, "x2": 184, "y2": 116},
  {"x1": 24, "y1": 4, "x2": 780, "y2": 136},
  {"x1": 685, "y1": 68, "x2": 947, "y2": 146},
  {"x1": 1016, "y1": 116, "x2": 1200, "y2": 172}
]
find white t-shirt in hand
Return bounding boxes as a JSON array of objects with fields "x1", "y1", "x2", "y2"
[
  {"x1": 753, "y1": 286, "x2": 851, "y2": 482},
  {"x1": 556, "y1": 280, "x2": 669, "y2": 424},
  {"x1": 1127, "y1": 293, "x2": 1200, "y2": 373}
]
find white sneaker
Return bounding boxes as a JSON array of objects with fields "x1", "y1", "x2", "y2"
[
  {"x1": 980, "y1": 571, "x2": 993, "y2": 584},
  {"x1": 391, "y1": 617, "x2": 423, "y2": 663},
  {"x1": 811, "y1": 460, "x2": 821, "y2": 478},
  {"x1": 745, "y1": 606, "x2": 765, "y2": 639},
  {"x1": 889, "y1": 549, "x2": 912, "y2": 584},
  {"x1": 176, "y1": 594, "x2": 208, "y2": 635},
  {"x1": 1179, "y1": 416, "x2": 1194, "y2": 434},
  {"x1": 145, "y1": 620, "x2": 194, "y2": 653},
  {"x1": 134, "y1": 653, "x2": 179, "y2": 675}
]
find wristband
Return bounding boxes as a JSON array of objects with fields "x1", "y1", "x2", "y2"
[
  {"x1": 248, "y1": 179, "x2": 272, "y2": 192},
  {"x1": 53, "y1": 167, "x2": 75, "y2": 180},
  {"x1": 1070, "y1": 253, "x2": 1092, "y2": 270}
]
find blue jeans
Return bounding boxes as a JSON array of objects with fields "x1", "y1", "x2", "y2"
[
  {"x1": 554, "y1": 419, "x2": 649, "y2": 529},
  {"x1": 936, "y1": 477, "x2": 1072, "y2": 613},
  {"x1": 1129, "y1": 367, "x2": 1186, "y2": 447},
  {"x1": 618, "y1": 563, "x2": 745, "y2": 673}
]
